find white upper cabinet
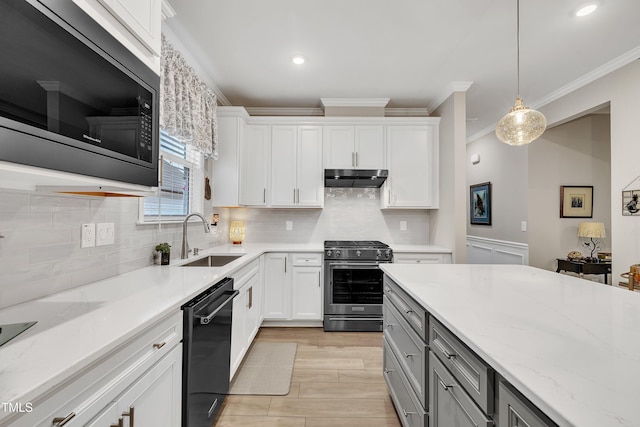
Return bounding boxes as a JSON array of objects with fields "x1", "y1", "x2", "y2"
[
  {"x1": 383, "y1": 124, "x2": 439, "y2": 209},
  {"x1": 72, "y1": 0, "x2": 162, "y2": 73},
  {"x1": 324, "y1": 125, "x2": 385, "y2": 169},
  {"x1": 240, "y1": 125, "x2": 270, "y2": 206},
  {"x1": 212, "y1": 108, "x2": 248, "y2": 207},
  {"x1": 271, "y1": 125, "x2": 323, "y2": 207}
]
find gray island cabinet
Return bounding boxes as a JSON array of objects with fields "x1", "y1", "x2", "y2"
[{"x1": 380, "y1": 263, "x2": 640, "y2": 427}]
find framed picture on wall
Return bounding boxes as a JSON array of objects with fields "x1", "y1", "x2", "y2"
[
  {"x1": 470, "y1": 182, "x2": 491, "y2": 225},
  {"x1": 560, "y1": 185, "x2": 593, "y2": 218}
]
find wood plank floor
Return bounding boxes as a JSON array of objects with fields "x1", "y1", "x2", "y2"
[{"x1": 216, "y1": 327, "x2": 401, "y2": 427}]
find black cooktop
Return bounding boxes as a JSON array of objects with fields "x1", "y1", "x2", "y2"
[{"x1": 324, "y1": 240, "x2": 389, "y2": 249}]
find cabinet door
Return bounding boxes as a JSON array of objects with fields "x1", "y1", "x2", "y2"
[
  {"x1": 241, "y1": 125, "x2": 270, "y2": 205},
  {"x1": 386, "y1": 126, "x2": 437, "y2": 208},
  {"x1": 115, "y1": 345, "x2": 182, "y2": 427},
  {"x1": 355, "y1": 126, "x2": 385, "y2": 169},
  {"x1": 324, "y1": 126, "x2": 355, "y2": 169},
  {"x1": 245, "y1": 273, "x2": 262, "y2": 342},
  {"x1": 230, "y1": 286, "x2": 248, "y2": 379},
  {"x1": 214, "y1": 114, "x2": 245, "y2": 207},
  {"x1": 271, "y1": 126, "x2": 297, "y2": 206},
  {"x1": 263, "y1": 253, "x2": 292, "y2": 319},
  {"x1": 296, "y1": 126, "x2": 323, "y2": 207},
  {"x1": 498, "y1": 381, "x2": 552, "y2": 427},
  {"x1": 292, "y1": 267, "x2": 322, "y2": 320},
  {"x1": 429, "y1": 352, "x2": 491, "y2": 427},
  {"x1": 97, "y1": 0, "x2": 161, "y2": 55}
]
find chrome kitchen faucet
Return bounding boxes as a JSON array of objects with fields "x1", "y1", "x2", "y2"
[{"x1": 181, "y1": 213, "x2": 211, "y2": 259}]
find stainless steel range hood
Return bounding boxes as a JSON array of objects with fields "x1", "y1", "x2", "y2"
[{"x1": 324, "y1": 169, "x2": 388, "y2": 188}]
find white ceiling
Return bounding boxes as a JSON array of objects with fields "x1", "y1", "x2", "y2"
[{"x1": 164, "y1": 0, "x2": 640, "y2": 140}]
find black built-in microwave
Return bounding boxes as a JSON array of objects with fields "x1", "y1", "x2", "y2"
[{"x1": 0, "y1": 0, "x2": 159, "y2": 187}]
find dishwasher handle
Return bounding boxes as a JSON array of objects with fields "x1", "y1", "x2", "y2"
[{"x1": 195, "y1": 290, "x2": 239, "y2": 325}]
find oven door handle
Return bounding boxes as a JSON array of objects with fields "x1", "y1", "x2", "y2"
[
  {"x1": 327, "y1": 262, "x2": 386, "y2": 268},
  {"x1": 328, "y1": 317, "x2": 383, "y2": 321},
  {"x1": 195, "y1": 290, "x2": 239, "y2": 325}
]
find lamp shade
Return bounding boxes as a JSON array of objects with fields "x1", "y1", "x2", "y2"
[
  {"x1": 577, "y1": 222, "x2": 606, "y2": 238},
  {"x1": 229, "y1": 220, "x2": 245, "y2": 244}
]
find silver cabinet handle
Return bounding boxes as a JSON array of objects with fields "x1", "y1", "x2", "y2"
[
  {"x1": 248, "y1": 286, "x2": 253, "y2": 309},
  {"x1": 110, "y1": 419, "x2": 123, "y2": 427},
  {"x1": 439, "y1": 379, "x2": 455, "y2": 391},
  {"x1": 352, "y1": 152, "x2": 356, "y2": 167},
  {"x1": 293, "y1": 188, "x2": 296, "y2": 204},
  {"x1": 385, "y1": 323, "x2": 394, "y2": 328},
  {"x1": 284, "y1": 256, "x2": 287, "y2": 273},
  {"x1": 263, "y1": 188, "x2": 266, "y2": 203},
  {"x1": 318, "y1": 271, "x2": 321, "y2": 287},
  {"x1": 153, "y1": 342, "x2": 166, "y2": 350},
  {"x1": 355, "y1": 152, "x2": 359, "y2": 167},
  {"x1": 442, "y1": 348, "x2": 456, "y2": 359},
  {"x1": 403, "y1": 352, "x2": 415, "y2": 358},
  {"x1": 404, "y1": 308, "x2": 414, "y2": 314},
  {"x1": 384, "y1": 368, "x2": 394, "y2": 374},
  {"x1": 122, "y1": 407, "x2": 135, "y2": 427},
  {"x1": 53, "y1": 413, "x2": 76, "y2": 426},
  {"x1": 402, "y1": 409, "x2": 416, "y2": 417}
]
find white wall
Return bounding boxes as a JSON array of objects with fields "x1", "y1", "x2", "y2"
[
  {"x1": 431, "y1": 91, "x2": 468, "y2": 262},
  {"x1": 215, "y1": 188, "x2": 431, "y2": 244},
  {"x1": 538, "y1": 59, "x2": 640, "y2": 281},
  {"x1": 528, "y1": 114, "x2": 611, "y2": 271},
  {"x1": 466, "y1": 133, "x2": 529, "y2": 243}
]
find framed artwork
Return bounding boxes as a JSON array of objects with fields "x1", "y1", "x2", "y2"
[
  {"x1": 560, "y1": 185, "x2": 593, "y2": 218},
  {"x1": 470, "y1": 182, "x2": 491, "y2": 225}
]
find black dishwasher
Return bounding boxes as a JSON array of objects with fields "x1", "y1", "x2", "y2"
[{"x1": 182, "y1": 277, "x2": 238, "y2": 427}]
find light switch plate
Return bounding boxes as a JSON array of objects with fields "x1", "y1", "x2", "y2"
[
  {"x1": 285, "y1": 221, "x2": 293, "y2": 231},
  {"x1": 400, "y1": 220, "x2": 407, "y2": 231},
  {"x1": 96, "y1": 222, "x2": 115, "y2": 246},
  {"x1": 81, "y1": 223, "x2": 96, "y2": 248},
  {"x1": 521, "y1": 221, "x2": 527, "y2": 232}
]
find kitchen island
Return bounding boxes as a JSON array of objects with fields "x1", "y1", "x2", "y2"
[{"x1": 380, "y1": 263, "x2": 640, "y2": 427}]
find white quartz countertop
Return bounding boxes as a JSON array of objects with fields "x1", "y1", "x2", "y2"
[
  {"x1": 380, "y1": 263, "x2": 640, "y2": 427},
  {"x1": 0, "y1": 242, "x2": 323, "y2": 420}
]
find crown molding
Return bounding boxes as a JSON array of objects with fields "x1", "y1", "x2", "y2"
[
  {"x1": 245, "y1": 107, "x2": 324, "y2": 116},
  {"x1": 161, "y1": 0, "x2": 176, "y2": 20},
  {"x1": 427, "y1": 81, "x2": 474, "y2": 113},
  {"x1": 468, "y1": 49, "x2": 640, "y2": 144},
  {"x1": 385, "y1": 108, "x2": 429, "y2": 117},
  {"x1": 320, "y1": 98, "x2": 390, "y2": 108}
]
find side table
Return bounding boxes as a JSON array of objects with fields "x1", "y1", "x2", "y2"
[{"x1": 556, "y1": 258, "x2": 612, "y2": 284}]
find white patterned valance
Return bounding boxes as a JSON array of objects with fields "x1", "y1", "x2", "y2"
[{"x1": 160, "y1": 35, "x2": 217, "y2": 158}]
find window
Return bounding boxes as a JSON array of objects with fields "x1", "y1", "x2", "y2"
[{"x1": 140, "y1": 130, "x2": 203, "y2": 222}]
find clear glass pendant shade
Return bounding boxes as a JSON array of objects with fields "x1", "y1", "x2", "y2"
[{"x1": 495, "y1": 97, "x2": 547, "y2": 146}]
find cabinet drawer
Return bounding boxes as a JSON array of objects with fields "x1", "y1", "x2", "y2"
[
  {"x1": 291, "y1": 252, "x2": 322, "y2": 267},
  {"x1": 430, "y1": 317, "x2": 494, "y2": 414},
  {"x1": 430, "y1": 352, "x2": 492, "y2": 427},
  {"x1": 498, "y1": 381, "x2": 556, "y2": 427},
  {"x1": 232, "y1": 258, "x2": 260, "y2": 289},
  {"x1": 383, "y1": 338, "x2": 426, "y2": 427},
  {"x1": 8, "y1": 311, "x2": 182, "y2": 427},
  {"x1": 394, "y1": 253, "x2": 448, "y2": 264},
  {"x1": 383, "y1": 298, "x2": 427, "y2": 409},
  {"x1": 384, "y1": 276, "x2": 428, "y2": 342}
]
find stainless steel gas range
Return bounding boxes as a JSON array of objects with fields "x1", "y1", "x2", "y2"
[{"x1": 323, "y1": 240, "x2": 393, "y2": 332}]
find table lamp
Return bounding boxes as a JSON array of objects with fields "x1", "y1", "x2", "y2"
[
  {"x1": 229, "y1": 221, "x2": 245, "y2": 245},
  {"x1": 577, "y1": 222, "x2": 606, "y2": 261}
]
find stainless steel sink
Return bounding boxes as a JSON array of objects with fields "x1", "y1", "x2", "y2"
[{"x1": 180, "y1": 255, "x2": 244, "y2": 267}]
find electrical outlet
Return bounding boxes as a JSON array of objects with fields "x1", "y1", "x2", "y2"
[
  {"x1": 400, "y1": 220, "x2": 407, "y2": 231},
  {"x1": 81, "y1": 223, "x2": 96, "y2": 248},
  {"x1": 286, "y1": 221, "x2": 293, "y2": 231},
  {"x1": 96, "y1": 222, "x2": 115, "y2": 246},
  {"x1": 521, "y1": 221, "x2": 527, "y2": 232}
]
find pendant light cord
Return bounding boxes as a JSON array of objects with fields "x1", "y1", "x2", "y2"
[{"x1": 516, "y1": 0, "x2": 521, "y2": 97}]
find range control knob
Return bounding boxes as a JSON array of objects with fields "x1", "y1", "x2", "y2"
[
  {"x1": 385, "y1": 249, "x2": 392, "y2": 259},
  {"x1": 326, "y1": 250, "x2": 333, "y2": 257},
  {"x1": 335, "y1": 250, "x2": 341, "y2": 257},
  {"x1": 356, "y1": 250, "x2": 362, "y2": 257},
  {"x1": 376, "y1": 249, "x2": 382, "y2": 259}
]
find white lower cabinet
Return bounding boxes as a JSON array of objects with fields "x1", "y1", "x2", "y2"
[
  {"x1": 263, "y1": 252, "x2": 322, "y2": 322},
  {"x1": 89, "y1": 345, "x2": 182, "y2": 426},
  {"x1": 230, "y1": 259, "x2": 263, "y2": 379},
  {"x1": 8, "y1": 312, "x2": 182, "y2": 427},
  {"x1": 393, "y1": 252, "x2": 452, "y2": 264}
]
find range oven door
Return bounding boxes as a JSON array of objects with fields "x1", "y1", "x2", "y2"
[{"x1": 324, "y1": 261, "x2": 385, "y2": 316}]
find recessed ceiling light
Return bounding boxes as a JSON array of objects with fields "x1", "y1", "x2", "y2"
[
  {"x1": 292, "y1": 56, "x2": 305, "y2": 65},
  {"x1": 576, "y1": 4, "x2": 597, "y2": 16}
]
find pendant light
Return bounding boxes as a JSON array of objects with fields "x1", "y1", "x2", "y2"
[{"x1": 496, "y1": 0, "x2": 546, "y2": 146}]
